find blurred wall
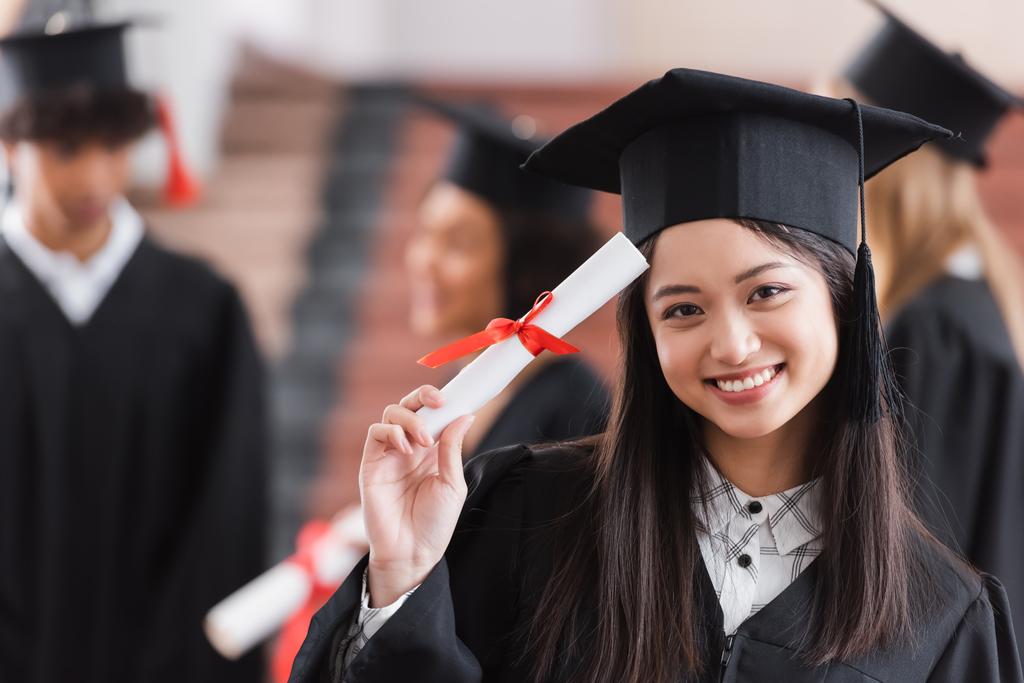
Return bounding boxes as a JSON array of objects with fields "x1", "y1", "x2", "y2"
[
  {"x1": 59, "y1": 0, "x2": 1020, "y2": 190},
  {"x1": 618, "y1": 0, "x2": 1023, "y2": 83},
  {"x1": 229, "y1": 0, "x2": 1023, "y2": 84}
]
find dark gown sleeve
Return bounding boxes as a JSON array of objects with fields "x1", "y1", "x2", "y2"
[
  {"x1": 928, "y1": 575, "x2": 1024, "y2": 682},
  {"x1": 887, "y1": 286, "x2": 1024, "y2": 658},
  {"x1": 141, "y1": 285, "x2": 269, "y2": 682},
  {"x1": 470, "y1": 357, "x2": 609, "y2": 458},
  {"x1": 288, "y1": 445, "x2": 540, "y2": 683}
]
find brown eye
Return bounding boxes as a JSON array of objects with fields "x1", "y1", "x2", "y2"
[
  {"x1": 749, "y1": 285, "x2": 786, "y2": 302},
  {"x1": 665, "y1": 303, "x2": 703, "y2": 319}
]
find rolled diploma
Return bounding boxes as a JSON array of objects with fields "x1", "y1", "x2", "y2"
[
  {"x1": 418, "y1": 231, "x2": 649, "y2": 438},
  {"x1": 204, "y1": 510, "x2": 366, "y2": 660},
  {"x1": 204, "y1": 232, "x2": 648, "y2": 659}
]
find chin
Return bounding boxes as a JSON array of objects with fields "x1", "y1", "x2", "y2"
[
  {"x1": 698, "y1": 406, "x2": 794, "y2": 440},
  {"x1": 712, "y1": 418, "x2": 787, "y2": 440}
]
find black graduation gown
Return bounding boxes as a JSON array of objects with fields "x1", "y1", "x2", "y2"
[
  {"x1": 289, "y1": 444, "x2": 1022, "y2": 683},
  {"x1": 887, "y1": 276, "x2": 1024, "y2": 656},
  {"x1": 0, "y1": 237, "x2": 267, "y2": 682},
  {"x1": 469, "y1": 355, "x2": 609, "y2": 458}
]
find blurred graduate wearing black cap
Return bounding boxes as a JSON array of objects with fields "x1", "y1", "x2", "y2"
[
  {"x1": 287, "y1": 69, "x2": 1022, "y2": 683},
  {"x1": 268, "y1": 97, "x2": 609, "y2": 683},
  {"x1": 403, "y1": 96, "x2": 608, "y2": 458},
  {"x1": 0, "y1": 14, "x2": 266, "y2": 683},
  {"x1": 834, "y1": 0, "x2": 1024, "y2": 655}
]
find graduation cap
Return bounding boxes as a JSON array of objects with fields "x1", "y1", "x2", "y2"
[
  {"x1": 524, "y1": 68, "x2": 951, "y2": 422},
  {"x1": 0, "y1": 19, "x2": 130, "y2": 103},
  {"x1": 416, "y1": 96, "x2": 592, "y2": 222},
  {"x1": 0, "y1": 17, "x2": 198, "y2": 205},
  {"x1": 845, "y1": 0, "x2": 1021, "y2": 167}
]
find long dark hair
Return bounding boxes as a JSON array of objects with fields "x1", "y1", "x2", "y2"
[{"x1": 524, "y1": 219, "x2": 940, "y2": 682}]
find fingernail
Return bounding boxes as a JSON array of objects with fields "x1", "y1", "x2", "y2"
[{"x1": 419, "y1": 429, "x2": 434, "y2": 446}]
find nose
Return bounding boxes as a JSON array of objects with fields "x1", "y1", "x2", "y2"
[
  {"x1": 709, "y1": 309, "x2": 761, "y2": 366},
  {"x1": 76, "y1": 149, "x2": 118, "y2": 196},
  {"x1": 405, "y1": 234, "x2": 435, "y2": 276}
]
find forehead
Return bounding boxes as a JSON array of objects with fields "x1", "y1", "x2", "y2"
[
  {"x1": 420, "y1": 181, "x2": 496, "y2": 225},
  {"x1": 646, "y1": 219, "x2": 804, "y2": 286}
]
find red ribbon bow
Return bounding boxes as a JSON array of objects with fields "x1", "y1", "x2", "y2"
[{"x1": 417, "y1": 291, "x2": 580, "y2": 368}]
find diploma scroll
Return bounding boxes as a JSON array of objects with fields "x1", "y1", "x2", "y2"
[{"x1": 418, "y1": 231, "x2": 649, "y2": 438}]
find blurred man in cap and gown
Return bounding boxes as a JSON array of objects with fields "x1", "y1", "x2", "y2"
[{"x1": 0, "y1": 13, "x2": 267, "y2": 683}]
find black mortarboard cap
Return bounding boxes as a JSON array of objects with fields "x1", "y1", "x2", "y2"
[
  {"x1": 524, "y1": 67, "x2": 952, "y2": 423},
  {"x1": 523, "y1": 68, "x2": 949, "y2": 253},
  {"x1": 846, "y1": 0, "x2": 1021, "y2": 167},
  {"x1": 0, "y1": 21, "x2": 131, "y2": 107},
  {"x1": 417, "y1": 96, "x2": 592, "y2": 223}
]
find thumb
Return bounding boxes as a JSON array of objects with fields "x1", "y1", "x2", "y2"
[{"x1": 437, "y1": 415, "x2": 475, "y2": 490}]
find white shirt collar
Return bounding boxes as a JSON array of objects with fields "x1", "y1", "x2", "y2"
[
  {"x1": 1, "y1": 198, "x2": 144, "y2": 325},
  {"x1": 944, "y1": 243, "x2": 984, "y2": 281},
  {"x1": 693, "y1": 458, "x2": 822, "y2": 556}
]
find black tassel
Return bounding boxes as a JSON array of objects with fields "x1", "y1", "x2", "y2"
[
  {"x1": 850, "y1": 241, "x2": 884, "y2": 422},
  {"x1": 844, "y1": 98, "x2": 890, "y2": 424}
]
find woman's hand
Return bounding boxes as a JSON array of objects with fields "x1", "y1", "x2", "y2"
[{"x1": 360, "y1": 385, "x2": 474, "y2": 607}]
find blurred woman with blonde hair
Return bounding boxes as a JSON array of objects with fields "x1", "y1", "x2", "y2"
[{"x1": 831, "y1": 1, "x2": 1024, "y2": 655}]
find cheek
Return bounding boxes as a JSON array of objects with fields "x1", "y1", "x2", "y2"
[
  {"x1": 772, "y1": 299, "x2": 838, "y2": 387},
  {"x1": 652, "y1": 328, "x2": 705, "y2": 394},
  {"x1": 111, "y1": 156, "x2": 132, "y2": 187},
  {"x1": 440, "y1": 250, "x2": 497, "y2": 292}
]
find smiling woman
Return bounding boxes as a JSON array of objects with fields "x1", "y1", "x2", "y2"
[{"x1": 288, "y1": 70, "x2": 1023, "y2": 683}]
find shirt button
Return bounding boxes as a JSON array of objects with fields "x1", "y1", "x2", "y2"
[
  {"x1": 737, "y1": 554, "x2": 752, "y2": 568},
  {"x1": 747, "y1": 501, "x2": 763, "y2": 514}
]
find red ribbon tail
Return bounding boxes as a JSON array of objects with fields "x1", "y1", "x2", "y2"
[
  {"x1": 520, "y1": 327, "x2": 580, "y2": 357},
  {"x1": 417, "y1": 327, "x2": 512, "y2": 368}
]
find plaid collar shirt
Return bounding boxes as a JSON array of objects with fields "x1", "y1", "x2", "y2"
[{"x1": 693, "y1": 459, "x2": 823, "y2": 635}]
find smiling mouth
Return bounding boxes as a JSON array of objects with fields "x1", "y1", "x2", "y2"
[{"x1": 706, "y1": 364, "x2": 785, "y2": 393}]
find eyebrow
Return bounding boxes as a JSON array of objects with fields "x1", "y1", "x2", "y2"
[
  {"x1": 651, "y1": 262, "x2": 791, "y2": 302},
  {"x1": 652, "y1": 283, "x2": 702, "y2": 301},
  {"x1": 733, "y1": 261, "x2": 789, "y2": 284}
]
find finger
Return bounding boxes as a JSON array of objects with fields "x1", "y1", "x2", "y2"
[
  {"x1": 366, "y1": 423, "x2": 413, "y2": 456},
  {"x1": 381, "y1": 403, "x2": 433, "y2": 448},
  {"x1": 437, "y1": 415, "x2": 475, "y2": 490},
  {"x1": 398, "y1": 384, "x2": 444, "y2": 413}
]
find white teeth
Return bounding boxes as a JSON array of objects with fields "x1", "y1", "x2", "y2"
[{"x1": 714, "y1": 366, "x2": 780, "y2": 393}]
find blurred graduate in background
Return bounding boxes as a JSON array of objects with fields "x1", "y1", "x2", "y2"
[
  {"x1": 406, "y1": 97, "x2": 609, "y2": 456},
  {"x1": 828, "y1": 0, "x2": 1024, "y2": 654},
  {"x1": 0, "y1": 12, "x2": 267, "y2": 683},
  {"x1": 271, "y1": 96, "x2": 611, "y2": 682}
]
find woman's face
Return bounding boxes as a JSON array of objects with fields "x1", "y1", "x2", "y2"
[
  {"x1": 405, "y1": 182, "x2": 505, "y2": 337},
  {"x1": 644, "y1": 219, "x2": 839, "y2": 439}
]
